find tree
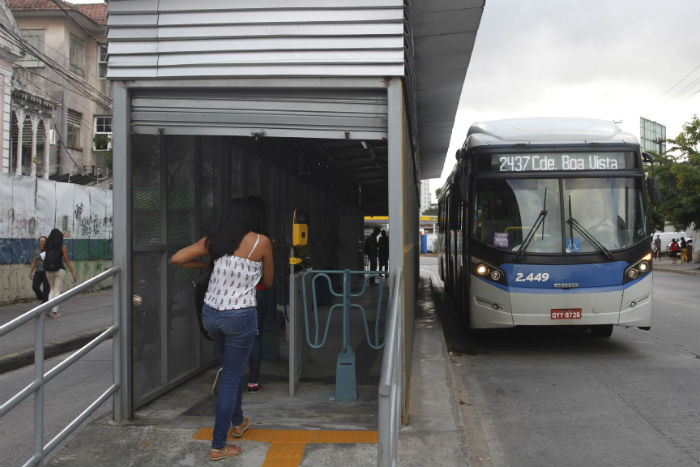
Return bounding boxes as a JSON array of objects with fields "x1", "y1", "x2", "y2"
[
  {"x1": 651, "y1": 115, "x2": 700, "y2": 231},
  {"x1": 435, "y1": 187, "x2": 442, "y2": 199}
]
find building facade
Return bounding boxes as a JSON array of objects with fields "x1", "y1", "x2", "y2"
[{"x1": 7, "y1": 0, "x2": 111, "y2": 180}]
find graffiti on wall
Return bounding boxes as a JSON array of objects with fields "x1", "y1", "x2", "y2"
[{"x1": 0, "y1": 173, "x2": 113, "y2": 264}]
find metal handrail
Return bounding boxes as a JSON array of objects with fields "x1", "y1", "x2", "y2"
[
  {"x1": 301, "y1": 269, "x2": 389, "y2": 350},
  {"x1": 0, "y1": 267, "x2": 121, "y2": 467},
  {"x1": 377, "y1": 268, "x2": 403, "y2": 467}
]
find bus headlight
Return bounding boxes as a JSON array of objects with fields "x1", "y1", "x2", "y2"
[
  {"x1": 471, "y1": 257, "x2": 507, "y2": 286},
  {"x1": 624, "y1": 253, "x2": 652, "y2": 284}
]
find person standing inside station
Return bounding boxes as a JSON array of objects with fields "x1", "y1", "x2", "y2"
[
  {"x1": 171, "y1": 198, "x2": 274, "y2": 461},
  {"x1": 364, "y1": 226, "x2": 380, "y2": 273},
  {"x1": 246, "y1": 195, "x2": 271, "y2": 393},
  {"x1": 29, "y1": 235, "x2": 50, "y2": 305},
  {"x1": 378, "y1": 229, "x2": 389, "y2": 272},
  {"x1": 653, "y1": 234, "x2": 661, "y2": 261},
  {"x1": 43, "y1": 229, "x2": 77, "y2": 319}
]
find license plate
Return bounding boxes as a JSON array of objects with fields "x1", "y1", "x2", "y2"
[{"x1": 551, "y1": 308, "x2": 582, "y2": 319}]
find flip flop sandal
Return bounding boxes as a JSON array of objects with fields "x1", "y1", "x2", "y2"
[
  {"x1": 232, "y1": 417, "x2": 250, "y2": 438},
  {"x1": 210, "y1": 444, "x2": 241, "y2": 461}
]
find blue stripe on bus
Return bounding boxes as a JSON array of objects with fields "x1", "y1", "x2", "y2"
[
  {"x1": 501, "y1": 262, "x2": 628, "y2": 288},
  {"x1": 473, "y1": 261, "x2": 650, "y2": 293}
]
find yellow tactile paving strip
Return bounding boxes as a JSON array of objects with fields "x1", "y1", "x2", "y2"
[{"x1": 193, "y1": 428, "x2": 378, "y2": 467}]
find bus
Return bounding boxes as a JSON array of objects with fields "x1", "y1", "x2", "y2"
[{"x1": 437, "y1": 118, "x2": 658, "y2": 337}]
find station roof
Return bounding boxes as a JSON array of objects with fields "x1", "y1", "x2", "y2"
[{"x1": 411, "y1": 0, "x2": 484, "y2": 179}]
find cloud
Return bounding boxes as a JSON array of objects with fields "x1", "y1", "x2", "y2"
[{"x1": 438, "y1": 0, "x2": 700, "y2": 181}]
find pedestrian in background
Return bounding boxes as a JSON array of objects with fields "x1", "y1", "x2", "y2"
[
  {"x1": 680, "y1": 237, "x2": 688, "y2": 263},
  {"x1": 247, "y1": 195, "x2": 271, "y2": 393},
  {"x1": 378, "y1": 229, "x2": 389, "y2": 272},
  {"x1": 364, "y1": 227, "x2": 380, "y2": 272},
  {"x1": 670, "y1": 239, "x2": 679, "y2": 265},
  {"x1": 29, "y1": 236, "x2": 50, "y2": 304},
  {"x1": 171, "y1": 198, "x2": 274, "y2": 461},
  {"x1": 43, "y1": 229, "x2": 77, "y2": 319},
  {"x1": 653, "y1": 234, "x2": 661, "y2": 261}
]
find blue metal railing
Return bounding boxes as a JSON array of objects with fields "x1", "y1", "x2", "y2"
[
  {"x1": 0, "y1": 267, "x2": 122, "y2": 467},
  {"x1": 300, "y1": 269, "x2": 389, "y2": 401}
]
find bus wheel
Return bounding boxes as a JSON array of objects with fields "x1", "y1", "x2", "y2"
[{"x1": 591, "y1": 324, "x2": 613, "y2": 338}]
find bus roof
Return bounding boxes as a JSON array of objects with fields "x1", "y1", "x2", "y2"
[{"x1": 464, "y1": 118, "x2": 639, "y2": 150}]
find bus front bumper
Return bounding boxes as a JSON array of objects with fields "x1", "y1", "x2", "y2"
[{"x1": 470, "y1": 274, "x2": 652, "y2": 329}]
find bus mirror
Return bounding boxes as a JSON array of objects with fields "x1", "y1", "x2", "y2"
[{"x1": 647, "y1": 178, "x2": 662, "y2": 206}]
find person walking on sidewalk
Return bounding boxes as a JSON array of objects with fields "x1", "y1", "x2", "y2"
[
  {"x1": 43, "y1": 229, "x2": 77, "y2": 318},
  {"x1": 171, "y1": 198, "x2": 274, "y2": 461},
  {"x1": 29, "y1": 236, "x2": 50, "y2": 304}
]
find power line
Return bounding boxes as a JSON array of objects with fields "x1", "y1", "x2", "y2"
[
  {"x1": 658, "y1": 65, "x2": 700, "y2": 99},
  {"x1": 0, "y1": 23, "x2": 112, "y2": 108},
  {"x1": 49, "y1": 0, "x2": 106, "y2": 47},
  {"x1": 50, "y1": 118, "x2": 108, "y2": 182},
  {"x1": 670, "y1": 76, "x2": 700, "y2": 101}
]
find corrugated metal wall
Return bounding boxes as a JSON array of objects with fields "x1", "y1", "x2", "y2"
[
  {"x1": 107, "y1": 0, "x2": 405, "y2": 79},
  {"x1": 130, "y1": 88, "x2": 388, "y2": 140}
]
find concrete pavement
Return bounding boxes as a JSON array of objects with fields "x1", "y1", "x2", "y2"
[
  {"x1": 34, "y1": 273, "x2": 469, "y2": 467},
  {"x1": 0, "y1": 289, "x2": 113, "y2": 373}
]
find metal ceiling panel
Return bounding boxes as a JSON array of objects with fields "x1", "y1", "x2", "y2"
[{"x1": 408, "y1": 0, "x2": 484, "y2": 179}]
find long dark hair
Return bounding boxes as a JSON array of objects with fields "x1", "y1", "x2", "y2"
[
  {"x1": 247, "y1": 195, "x2": 268, "y2": 236},
  {"x1": 206, "y1": 198, "x2": 251, "y2": 259},
  {"x1": 45, "y1": 229, "x2": 64, "y2": 251}
]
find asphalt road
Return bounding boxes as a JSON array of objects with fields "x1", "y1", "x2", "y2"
[
  {"x1": 422, "y1": 256, "x2": 700, "y2": 467},
  {"x1": 0, "y1": 341, "x2": 113, "y2": 467}
]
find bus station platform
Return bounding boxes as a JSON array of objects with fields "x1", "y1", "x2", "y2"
[{"x1": 28, "y1": 272, "x2": 467, "y2": 467}]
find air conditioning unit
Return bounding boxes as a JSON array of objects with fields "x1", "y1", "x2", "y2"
[{"x1": 48, "y1": 129, "x2": 57, "y2": 145}]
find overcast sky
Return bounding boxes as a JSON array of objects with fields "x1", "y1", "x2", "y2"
[{"x1": 436, "y1": 0, "x2": 700, "y2": 192}]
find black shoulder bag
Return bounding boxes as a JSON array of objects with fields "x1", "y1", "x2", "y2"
[{"x1": 193, "y1": 264, "x2": 214, "y2": 341}]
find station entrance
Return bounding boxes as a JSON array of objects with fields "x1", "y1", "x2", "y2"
[{"x1": 129, "y1": 125, "x2": 392, "y2": 408}]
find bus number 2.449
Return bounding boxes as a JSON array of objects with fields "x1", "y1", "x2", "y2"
[{"x1": 514, "y1": 272, "x2": 550, "y2": 282}]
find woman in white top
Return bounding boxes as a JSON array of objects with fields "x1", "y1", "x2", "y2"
[{"x1": 171, "y1": 198, "x2": 273, "y2": 461}]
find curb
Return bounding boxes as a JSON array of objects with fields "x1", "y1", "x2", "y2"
[
  {"x1": 0, "y1": 326, "x2": 110, "y2": 374},
  {"x1": 654, "y1": 266, "x2": 700, "y2": 276}
]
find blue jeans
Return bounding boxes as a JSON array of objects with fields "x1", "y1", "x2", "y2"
[{"x1": 202, "y1": 303, "x2": 257, "y2": 449}]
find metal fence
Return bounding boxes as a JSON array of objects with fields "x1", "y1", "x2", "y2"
[
  {"x1": 0, "y1": 267, "x2": 122, "y2": 467},
  {"x1": 377, "y1": 267, "x2": 403, "y2": 467}
]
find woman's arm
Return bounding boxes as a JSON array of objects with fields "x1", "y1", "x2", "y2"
[
  {"x1": 259, "y1": 236, "x2": 274, "y2": 289},
  {"x1": 170, "y1": 237, "x2": 210, "y2": 269},
  {"x1": 29, "y1": 256, "x2": 36, "y2": 279},
  {"x1": 62, "y1": 245, "x2": 77, "y2": 281}
]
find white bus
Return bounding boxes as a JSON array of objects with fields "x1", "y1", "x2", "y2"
[{"x1": 438, "y1": 118, "x2": 658, "y2": 337}]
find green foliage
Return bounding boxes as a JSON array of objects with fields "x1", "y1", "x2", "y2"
[
  {"x1": 422, "y1": 207, "x2": 438, "y2": 215},
  {"x1": 93, "y1": 134, "x2": 113, "y2": 172},
  {"x1": 651, "y1": 115, "x2": 700, "y2": 231}
]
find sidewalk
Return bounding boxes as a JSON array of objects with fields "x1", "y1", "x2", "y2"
[
  {"x1": 0, "y1": 290, "x2": 113, "y2": 373},
  {"x1": 652, "y1": 258, "x2": 700, "y2": 276},
  {"x1": 37, "y1": 274, "x2": 469, "y2": 467}
]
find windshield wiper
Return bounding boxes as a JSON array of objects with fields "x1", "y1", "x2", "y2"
[
  {"x1": 515, "y1": 188, "x2": 547, "y2": 262},
  {"x1": 566, "y1": 195, "x2": 613, "y2": 260}
]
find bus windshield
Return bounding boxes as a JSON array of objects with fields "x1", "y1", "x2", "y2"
[{"x1": 472, "y1": 177, "x2": 647, "y2": 254}]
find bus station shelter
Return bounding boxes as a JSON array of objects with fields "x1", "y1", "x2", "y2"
[{"x1": 108, "y1": 0, "x2": 483, "y2": 422}]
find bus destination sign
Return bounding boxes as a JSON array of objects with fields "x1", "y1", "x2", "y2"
[{"x1": 490, "y1": 152, "x2": 630, "y2": 172}]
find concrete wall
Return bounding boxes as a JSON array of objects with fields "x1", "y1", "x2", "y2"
[
  {"x1": 0, "y1": 173, "x2": 112, "y2": 303},
  {"x1": 0, "y1": 259, "x2": 112, "y2": 305}
]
